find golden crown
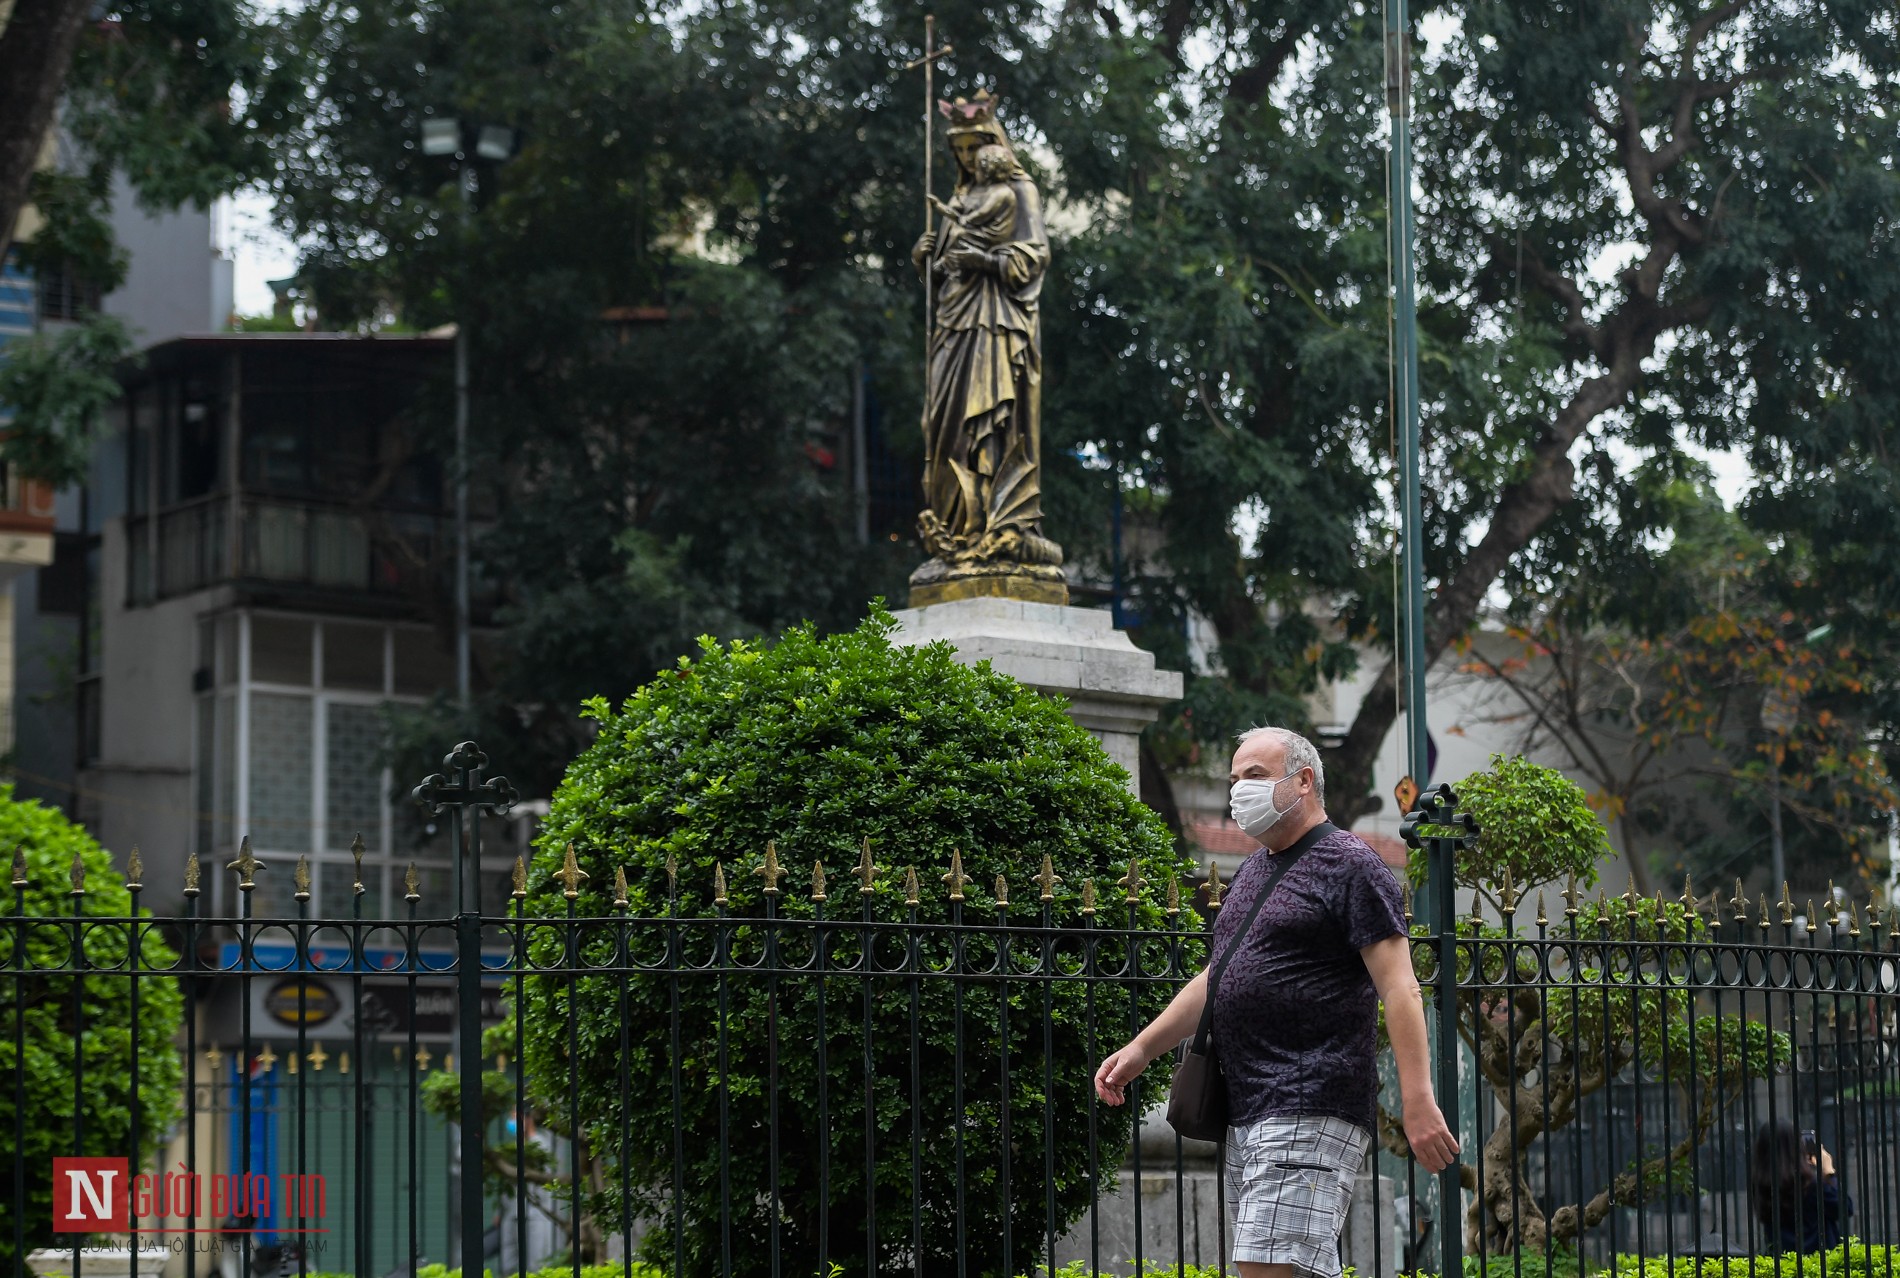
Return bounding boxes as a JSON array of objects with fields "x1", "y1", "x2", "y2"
[{"x1": 938, "y1": 88, "x2": 1000, "y2": 129}]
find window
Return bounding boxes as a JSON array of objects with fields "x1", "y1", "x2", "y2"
[
  {"x1": 36, "y1": 262, "x2": 102, "y2": 322},
  {"x1": 251, "y1": 616, "x2": 313, "y2": 685},
  {"x1": 247, "y1": 692, "x2": 312, "y2": 850},
  {"x1": 392, "y1": 628, "x2": 454, "y2": 697},
  {"x1": 322, "y1": 621, "x2": 384, "y2": 691},
  {"x1": 326, "y1": 701, "x2": 385, "y2": 853}
]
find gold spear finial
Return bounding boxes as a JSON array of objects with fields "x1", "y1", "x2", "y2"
[
  {"x1": 1037, "y1": 853, "x2": 1060, "y2": 903},
  {"x1": 811, "y1": 861, "x2": 828, "y2": 903},
  {"x1": 1206, "y1": 860, "x2": 1224, "y2": 910},
  {"x1": 613, "y1": 865, "x2": 630, "y2": 911},
  {"x1": 294, "y1": 855, "x2": 311, "y2": 903},
  {"x1": 665, "y1": 850, "x2": 679, "y2": 892},
  {"x1": 1652, "y1": 889, "x2": 1667, "y2": 929},
  {"x1": 1623, "y1": 873, "x2": 1642, "y2": 920},
  {"x1": 1498, "y1": 866, "x2": 1519, "y2": 915},
  {"x1": 994, "y1": 874, "x2": 1009, "y2": 908},
  {"x1": 1118, "y1": 858, "x2": 1145, "y2": 903},
  {"x1": 1779, "y1": 882, "x2": 1795, "y2": 926},
  {"x1": 1081, "y1": 879, "x2": 1097, "y2": 916},
  {"x1": 557, "y1": 843, "x2": 589, "y2": 900},
  {"x1": 126, "y1": 846, "x2": 143, "y2": 893},
  {"x1": 941, "y1": 850, "x2": 967, "y2": 902},
  {"x1": 713, "y1": 862, "x2": 729, "y2": 907},
  {"x1": 1759, "y1": 892, "x2": 1773, "y2": 933},
  {"x1": 1825, "y1": 882, "x2": 1839, "y2": 927},
  {"x1": 1681, "y1": 873, "x2": 1696, "y2": 914},
  {"x1": 69, "y1": 851, "x2": 86, "y2": 896},
  {"x1": 1535, "y1": 891, "x2": 1548, "y2": 928},
  {"x1": 753, "y1": 840, "x2": 787, "y2": 896},
  {"x1": 404, "y1": 863, "x2": 421, "y2": 903},
  {"x1": 1866, "y1": 896, "x2": 1883, "y2": 935},
  {"x1": 1562, "y1": 871, "x2": 1580, "y2": 919},
  {"x1": 183, "y1": 851, "x2": 201, "y2": 897},
  {"x1": 227, "y1": 836, "x2": 263, "y2": 891},
  {"x1": 351, "y1": 833, "x2": 366, "y2": 896},
  {"x1": 903, "y1": 865, "x2": 921, "y2": 907},
  {"x1": 1167, "y1": 876, "x2": 1181, "y2": 917},
  {"x1": 856, "y1": 838, "x2": 878, "y2": 894},
  {"x1": 512, "y1": 855, "x2": 527, "y2": 899},
  {"x1": 1807, "y1": 899, "x2": 1819, "y2": 935},
  {"x1": 1732, "y1": 880, "x2": 1749, "y2": 925},
  {"x1": 1470, "y1": 889, "x2": 1486, "y2": 928},
  {"x1": 8, "y1": 846, "x2": 25, "y2": 888}
]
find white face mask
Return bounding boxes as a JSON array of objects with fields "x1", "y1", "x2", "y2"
[{"x1": 1229, "y1": 773, "x2": 1300, "y2": 839}]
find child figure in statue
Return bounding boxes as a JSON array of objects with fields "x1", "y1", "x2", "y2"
[{"x1": 928, "y1": 143, "x2": 1017, "y2": 273}]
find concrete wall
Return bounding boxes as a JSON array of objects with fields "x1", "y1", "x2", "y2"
[
  {"x1": 102, "y1": 175, "x2": 234, "y2": 342},
  {"x1": 76, "y1": 518, "x2": 205, "y2": 860}
]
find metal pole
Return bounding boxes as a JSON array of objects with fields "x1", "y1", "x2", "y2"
[
  {"x1": 852, "y1": 363, "x2": 869, "y2": 544},
  {"x1": 1386, "y1": 6, "x2": 1458, "y2": 1276},
  {"x1": 1387, "y1": 0, "x2": 1427, "y2": 803},
  {"x1": 455, "y1": 159, "x2": 476, "y2": 709},
  {"x1": 922, "y1": 15, "x2": 936, "y2": 435}
]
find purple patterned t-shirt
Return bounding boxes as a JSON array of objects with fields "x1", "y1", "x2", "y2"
[{"x1": 1207, "y1": 824, "x2": 1409, "y2": 1132}]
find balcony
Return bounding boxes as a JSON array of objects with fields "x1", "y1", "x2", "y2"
[
  {"x1": 125, "y1": 495, "x2": 459, "y2": 612},
  {"x1": 0, "y1": 456, "x2": 56, "y2": 580}
]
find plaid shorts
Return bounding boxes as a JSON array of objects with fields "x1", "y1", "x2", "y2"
[{"x1": 1223, "y1": 1113, "x2": 1370, "y2": 1277}]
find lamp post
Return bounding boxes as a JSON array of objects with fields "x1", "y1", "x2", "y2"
[{"x1": 420, "y1": 117, "x2": 516, "y2": 709}]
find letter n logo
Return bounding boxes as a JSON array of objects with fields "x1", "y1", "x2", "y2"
[{"x1": 53, "y1": 1157, "x2": 128, "y2": 1231}]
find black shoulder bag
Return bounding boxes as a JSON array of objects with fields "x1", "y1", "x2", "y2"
[{"x1": 1163, "y1": 821, "x2": 1335, "y2": 1142}]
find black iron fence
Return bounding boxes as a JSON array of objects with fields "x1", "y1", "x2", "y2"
[{"x1": 5, "y1": 749, "x2": 1900, "y2": 1278}]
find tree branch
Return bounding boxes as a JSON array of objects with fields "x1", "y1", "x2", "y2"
[{"x1": 0, "y1": 0, "x2": 95, "y2": 262}]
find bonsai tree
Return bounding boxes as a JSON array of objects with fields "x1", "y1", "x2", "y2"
[
  {"x1": 1385, "y1": 755, "x2": 1790, "y2": 1253},
  {"x1": 496, "y1": 609, "x2": 1192, "y2": 1277},
  {"x1": 0, "y1": 786, "x2": 185, "y2": 1268}
]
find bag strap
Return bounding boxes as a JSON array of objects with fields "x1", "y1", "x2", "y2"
[{"x1": 1188, "y1": 820, "x2": 1335, "y2": 1054}]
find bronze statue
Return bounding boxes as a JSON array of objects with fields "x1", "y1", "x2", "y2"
[{"x1": 908, "y1": 89, "x2": 1066, "y2": 606}]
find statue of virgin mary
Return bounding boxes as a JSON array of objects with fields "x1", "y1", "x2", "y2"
[{"x1": 908, "y1": 89, "x2": 1067, "y2": 605}]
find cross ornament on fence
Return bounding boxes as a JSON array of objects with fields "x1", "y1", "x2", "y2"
[
  {"x1": 412, "y1": 740, "x2": 519, "y2": 916},
  {"x1": 412, "y1": 740, "x2": 519, "y2": 1278}
]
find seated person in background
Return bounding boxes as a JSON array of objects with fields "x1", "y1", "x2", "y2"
[{"x1": 1750, "y1": 1119, "x2": 1850, "y2": 1254}]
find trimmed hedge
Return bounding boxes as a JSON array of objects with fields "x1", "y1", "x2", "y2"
[{"x1": 516, "y1": 610, "x2": 1193, "y2": 1277}]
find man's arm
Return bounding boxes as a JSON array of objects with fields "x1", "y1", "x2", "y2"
[
  {"x1": 1093, "y1": 969, "x2": 1208, "y2": 1105},
  {"x1": 1361, "y1": 933, "x2": 1459, "y2": 1172}
]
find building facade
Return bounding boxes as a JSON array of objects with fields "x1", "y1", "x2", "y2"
[{"x1": 76, "y1": 333, "x2": 519, "y2": 917}]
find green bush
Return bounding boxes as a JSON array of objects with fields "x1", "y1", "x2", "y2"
[
  {"x1": 1403, "y1": 1240, "x2": 1900, "y2": 1278},
  {"x1": 516, "y1": 610, "x2": 1192, "y2": 1278},
  {"x1": 1589, "y1": 1239, "x2": 1898, "y2": 1278},
  {"x1": 0, "y1": 786, "x2": 184, "y2": 1268},
  {"x1": 1408, "y1": 753, "x2": 1612, "y2": 895},
  {"x1": 1391, "y1": 756, "x2": 1786, "y2": 1257}
]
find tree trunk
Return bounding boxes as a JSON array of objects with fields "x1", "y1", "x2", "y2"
[
  {"x1": 0, "y1": 0, "x2": 93, "y2": 261},
  {"x1": 1469, "y1": 1120, "x2": 1551, "y2": 1255}
]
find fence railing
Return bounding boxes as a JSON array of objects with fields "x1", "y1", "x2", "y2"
[{"x1": 5, "y1": 747, "x2": 1899, "y2": 1278}]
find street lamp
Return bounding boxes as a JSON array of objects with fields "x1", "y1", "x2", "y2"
[{"x1": 418, "y1": 116, "x2": 516, "y2": 709}]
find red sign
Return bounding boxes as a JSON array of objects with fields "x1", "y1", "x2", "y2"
[{"x1": 53, "y1": 1157, "x2": 129, "y2": 1232}]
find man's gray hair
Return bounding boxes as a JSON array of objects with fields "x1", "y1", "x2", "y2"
[{"x1": 1237, "y1": 726, "x2": 1326, "y2": 803}]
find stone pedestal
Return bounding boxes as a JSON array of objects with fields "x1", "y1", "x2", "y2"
[{"x1": 888, "y1": 597, "x2": 1183, "y2": 798}]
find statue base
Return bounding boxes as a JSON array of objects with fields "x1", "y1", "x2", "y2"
[
  {"x1": 906, "y1": 558, "x2": 1068, "y2": 607},
  {"x1": 887, "y1": 597, "x2": 1183, "y2": 799}
]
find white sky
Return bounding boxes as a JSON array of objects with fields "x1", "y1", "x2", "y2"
[{"x1": 224, "y1": 189, "x2": 298, "y2": 316}]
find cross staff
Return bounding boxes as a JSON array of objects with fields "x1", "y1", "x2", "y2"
[{"x1": 903, "y1": 16, "x2": 952, "y2": 445}]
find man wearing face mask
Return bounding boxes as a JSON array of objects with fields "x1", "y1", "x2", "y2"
[{"x1": 1092, "y1": 727, "x2": 1457, "y2": 1278}]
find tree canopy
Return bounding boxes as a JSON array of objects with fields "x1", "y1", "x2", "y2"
[{"x1": 234, "y1": 1, "x2": 1898, "y2": 837}]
